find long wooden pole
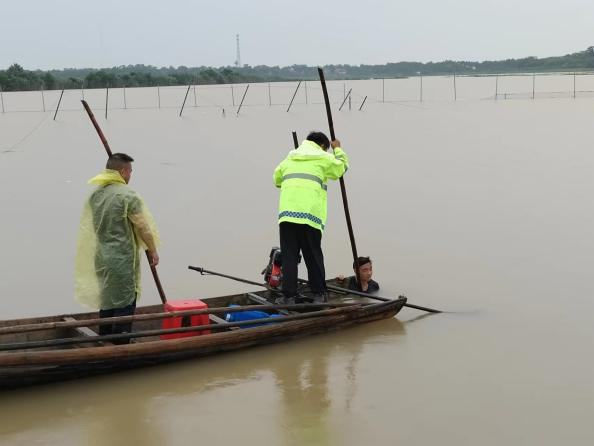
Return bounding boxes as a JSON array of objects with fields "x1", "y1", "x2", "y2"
[
  {"x1": 297, "y1": 278, "x2": 442, "y2": 313},
  {"x1": 81, "y1": 99, "x2": 168, "y2": 304},
  {"x1": 286, "y1": 80, "x2": 302, "y2": 112},
  {"x1": 0, "y1": 302, "x2": 363, "y2": 336},
  {"x1": 317, "y1": 67, "x2": 362, "y2": 290},
  {"x1": 236, "y1": 84, "x2": 250, "y2": 115},
  {"x1": 53, "y1": 89, "x2": 64, "y2": 120},
  {"x1": 0, "y1": 306, "x2": 358, "y2": 351},
  {"x1": 179, "y1": 85, "x2": 191, "y2": 116}
]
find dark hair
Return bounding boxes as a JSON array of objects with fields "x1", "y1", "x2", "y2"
[
  {"x1": 353, "y1": 256, "x2": 372, "y2": 270},
  {"x1": 306, "y1": 131, "x2": 330, "y2": 150},
  {"x1": 106, "y1": 153, "x2": 134, "y2": 170}
]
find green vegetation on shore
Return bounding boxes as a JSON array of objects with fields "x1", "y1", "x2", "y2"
[{"x1": 2, "y1": 46, "x2": 594, "y2": 92}]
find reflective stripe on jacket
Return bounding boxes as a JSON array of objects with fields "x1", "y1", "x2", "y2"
[{"x1": 273, "y1": 140, "x2": 349, "y2": 231}]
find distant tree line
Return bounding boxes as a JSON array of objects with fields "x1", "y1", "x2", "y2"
[{"x1": 2, "y1": 47, "x2": 594, "y2": 92}]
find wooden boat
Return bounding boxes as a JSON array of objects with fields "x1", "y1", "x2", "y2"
[{"x1": 0, "y1": 279, "x2": 406, "y2": 390}]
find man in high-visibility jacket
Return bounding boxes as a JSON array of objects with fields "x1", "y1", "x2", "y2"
[{"x1": 273, "y1": 131, "x2": 349, "y2": 304}]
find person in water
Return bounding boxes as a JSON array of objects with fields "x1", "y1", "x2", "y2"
[{"x1": 337, "y1": 256, "x2": 379, "y2": 293}]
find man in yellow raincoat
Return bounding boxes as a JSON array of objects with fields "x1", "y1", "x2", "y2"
[
  {"x1": 273, "y1": 131, "x2": 348, "y2": 305},
  {"x1": 75, "y1": 153, "x2": 160, "y2": 341}
]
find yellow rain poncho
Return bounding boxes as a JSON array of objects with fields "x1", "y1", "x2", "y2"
[{"x1": 75, "y1": 169, "x2": 160, "y2": 310}]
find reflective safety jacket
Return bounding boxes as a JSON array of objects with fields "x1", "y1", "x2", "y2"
[{"x1": 273, "y1": 140, "x2": 349, "y2": 231}]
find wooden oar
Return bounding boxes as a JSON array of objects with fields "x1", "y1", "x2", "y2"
[
  {"x1": 0, "y1": 306, "x2": 360, "y2": 351},
  {"x1": 297, "y1": 278, "x2": 442, "y2": 313},
  {"x1": 81, "y1": 99, "x2": 167, "y2": 304},
  {"x1": 317, "y1": 67, "x2": 363, "y2": 289},
  {"x1": 0, "y1": 302, "x2": 367, "y2": 336}
]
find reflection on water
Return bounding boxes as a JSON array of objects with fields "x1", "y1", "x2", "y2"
[{"x1": 0, "y1": 318, "x2": 406, "y2": 446}]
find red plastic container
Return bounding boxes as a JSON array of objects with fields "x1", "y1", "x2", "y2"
[{"x1": 161, "y1": 299, "x2": 210, "y2": 340}]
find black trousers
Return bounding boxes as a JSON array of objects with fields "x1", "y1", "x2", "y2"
[
  {"x1": 280, "y1": 222, "x2": 326, "y2": 298},
  {"x1": 99, "y1": 300, "x2": 137, "y2": 342}
]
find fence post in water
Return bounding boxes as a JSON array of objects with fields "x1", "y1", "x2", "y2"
[
  {"x1": 343, "y1": 82, "x2": 346, "y2": 100},
  {"x1": 105, "y1": 87, "x2": 109, "y2": 119},
  {"x1": 532, "y1": 73, "x2": 535, "y2": 99},
  {"x1": 268, "y1": 82, "x2": 272, "y2": 106},
  {"x1": 286, "y1": 80, "x2": 302, "y2": 112},
  {"x1": 236, "y1": 84, "x2": 250, "y2": 116},
  {"x1": 453, "y1": 74, "x2": 457, "y2": 101},
  {"x1": 348, "y1": 94, "x2": 351, "y2": 111},
  {"x1": 157, "y1": 85, "x2": 161, "y2": 108},
  {"x1": 419, "y1": 74, "x2": 423, "y2": 102},
  {"x1": 123, "y1": 85, "x2": 127, "y2": 109},
  {"x1": 304, "y1": 81, "x2": 308, "y2": 104},
  {"x1": 382, "y1": 78, "x2": 385, "y2": 102},
  {"x1": 358, "y1": 96, "x2": 367, "y2": 111},
  {"x1": 573, "y1": 73, "x2": 576, "y2": 99},
  {"x1": 495, "y1": 75, "x2": 499, "y2": 100},
  {"x1": 231, "y1": 85, "x2": 235, "y2": 106},
  {"x1": 40, "y1": 86, "x2": 46, "y2": 112},
  {"x1": 81, "y1": 80, "x2": 85, "y2": 100},
  {"x1": 53, "y1": 89, "x2": 64, "y2": 120},
  {"x1": 193, "y1": 83, "x2": 197, "y2": 107},
  {"x1": 0, "y1": 86, "x2": 5, "y2": 113},
  {"x1": 338, "y1": 88, "x2": 352, "y2": 111},
  {"x1": 179, "y1": 85, "x2": 191, "y2": 117}
]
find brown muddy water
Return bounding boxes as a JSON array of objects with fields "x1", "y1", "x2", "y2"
[{"x1": 0, "y1": 78, "x2": 593, "y2": 445}]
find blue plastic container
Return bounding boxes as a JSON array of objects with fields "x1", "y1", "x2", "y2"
[{"x1": 225, "y1": 305, "x2": 281, "y2": 328}]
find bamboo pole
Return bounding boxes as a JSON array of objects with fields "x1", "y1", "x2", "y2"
[
  {"x1": 105, "y1": 87, "x2": 109, "y2": 119},
  {"x1": 179, "y1": 85, "x2": 191, "y2": 116},
  {"x1": 338, "y1": 88, "x2": 352, "y2": 111},
  {"x1": 40, "y1": 87, "x2": 46, "y2": 112},
  {"x1": 0, "y1": 302, "x2": 363, "y2": 336},
  {"x1": 53, "y1": 90, "x2": 64, "y2": 120},
  {"x1": 81, "y1": 100, "x2": 168, "y2": 304},
  {"x1": 236, "y1": 84, "x2": 249, "y2": 115},
  {"x1": 1, "y1": 86, "x2": 5, "y2": 113},
  {"x1": 297, "y1": 278, "x2": 442, "y2": 313},
  {"x1": 286, "y1": 80, "x2": 302, "y2": 112},
  {"x1": 358, "y1": 96, "x2": 367, "y2": 111},
  {"x1": 317, "y1": 68, "x2": 362, "y2": 289},
  {"x1": 0, "y1": 306, "x2": 359, "y2": 351}
]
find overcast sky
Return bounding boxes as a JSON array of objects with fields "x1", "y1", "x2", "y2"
[{"x1": 2, "y1": 0, "x2": 593, "y2": 70}]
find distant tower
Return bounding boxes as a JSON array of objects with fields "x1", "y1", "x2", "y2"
[{"x1": 235, "y1": 34, "x2": 241, "y2": 68}]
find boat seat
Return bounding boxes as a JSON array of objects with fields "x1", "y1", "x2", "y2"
[{"x1": 62, "y1": 317, "x2": 113, "y2": 346}]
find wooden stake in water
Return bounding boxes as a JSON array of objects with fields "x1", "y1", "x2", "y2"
[
  {"x1": 495, "y1": 75, "x2": 499, "y2": 100},
  {"x1": 532, "y1": 73, "x2": 535, "y2": 99},
  {"x1": 286, "y1": 80, "x2": 302, "y2": 112},
  {"x1": 123, "y1": 85, "x2": 127, "y2": 109},
  {"x1": 382, "y1": 78, "x2": 385, "y2": 103},
  {"x1": 236, "y1": 84, "x2": 250, "y2": 116},
  {"x1": 53, "y1": 89, "x2": 64, "y2": 120},
  {"x1": 348, "y1": 95, "x2": 351, "y2": 111},
  {"x1": 358, "y1": 96, "x2": 367, "y2": 111},
  {"x1": 419, "y1": 75, "x2": 423, "y2": 102},
  {"x1": 157, "y1": 85, "x2": 161, "y2": 108},
  {"x1": 304, "y1": 81, "x2": 308, "y2": 104},
  {"x1": 193, "y1": 84, "x2": 197, "y2": 107},
  {"x1": 453, "y1": 74, "x2": 457, "y2": 101},
  {"x1": 0, "y1": 86, "x2": 5, "y2": 113},
  {"x1": 268, "y1": 82, "x2": 272, "y2": 106},
  {"x1": 231, "y1": 85, "x2": 235, "y2": 106},
  {"x1": 40, "y1": 87, "x2": 46, "y2": 112},
  {"x1": 338, "y1": 88, "x2": 352, "y2": 111},
  {"x1": 573, "y1": 73, "x2": 576, "y2": 99},
  {"x1": 179, "y1": 85, "x2": 191, "y2": 117},
  {"x1": 105, "y1": 87, "x2": 109, "y2": 119},
  {"x1": 81, "y1": 80, "x2": 85, "y2": 100}
]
